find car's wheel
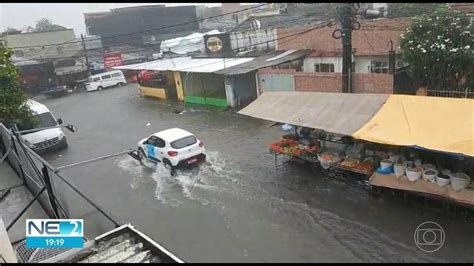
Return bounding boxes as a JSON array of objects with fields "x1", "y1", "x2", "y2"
[
  {"x1": 117, "y1": 82, "x2": 124, "y2": 87},
  {"x1": 98, "y1": 86, "x2": 103, "y2": 91},
  {"x1": 163, "y1": 159, "x2": 176, "y2": 176},
  {"x1": 138, "y1": 147, "x2": 146, "y2": 161}
]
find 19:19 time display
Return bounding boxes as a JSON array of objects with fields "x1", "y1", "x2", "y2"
[{"x1": 45, "y1": 238, "x2": 65, "y2": 247}]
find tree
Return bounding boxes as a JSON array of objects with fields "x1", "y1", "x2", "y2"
[
  {"x1": 33, "y1": 18, "x2": 67, "y2": 32},
  {"x1": 0, "y1": 47, "x2": 36, "y2": 128},
  {"x1": 399, "y1": 9, "x2": 474, "y2": 91},
  {"x1": 387, "y1": 3, "x2": 448, "y2": 18}
]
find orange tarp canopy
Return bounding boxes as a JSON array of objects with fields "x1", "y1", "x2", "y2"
[{"x1": 353, "y1": 95, "x2": 474, "y2": 157}]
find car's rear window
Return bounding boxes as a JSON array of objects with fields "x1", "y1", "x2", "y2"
[{"x1": 171, "y1": 135, "x2": 197, "y2": 149}]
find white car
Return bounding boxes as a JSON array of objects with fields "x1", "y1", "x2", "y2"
[
  {"x1": 19, "y1": 100, "x2": 68, "y2": 153},
  {"x1": 137, "y1": 128, "x2": 206, "y2": 172}
]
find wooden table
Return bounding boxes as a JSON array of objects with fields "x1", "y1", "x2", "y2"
[{"x1": 369, "y1": 173, "x2": 474, "y2": 207}]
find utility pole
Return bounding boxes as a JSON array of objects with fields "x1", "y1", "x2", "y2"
[
  {"x1": 388, "y1": 40, "x2": 396, "y2": 74},
  {"x1": 81, "y1": 34, "x2": 91, "y2": 76},
  {"x1": 341, "y1": 4, "x2": 352, "y2": 93},
  {"x1": 333, "y1": 3, "x2": 360, "y2": 93}
]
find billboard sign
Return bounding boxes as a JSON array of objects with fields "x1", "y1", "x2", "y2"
[{"x1": 103, "y1": 53, "x2": 123, "y2": 69}]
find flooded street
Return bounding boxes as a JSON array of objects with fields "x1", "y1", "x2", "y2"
[{"x1": 38, "y1": 84, "x2": 473, "y2": 262}]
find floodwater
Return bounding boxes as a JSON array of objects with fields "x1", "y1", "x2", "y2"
[{"x1": 38, "y1": 84, "x2": 473, "y2": 262}]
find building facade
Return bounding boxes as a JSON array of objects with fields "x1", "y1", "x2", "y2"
[
  {"x1": 84, "y1": 5, "x2": 199, "y2": 48},
  {"x1": 1, "y1": 29, "x2": 82, "y2": 61}
]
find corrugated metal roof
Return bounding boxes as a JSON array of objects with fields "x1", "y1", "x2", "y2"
[
  {"x1": 215, "y1": 50, "x2": 311, "y2": 75},
  {"x1": 238, "y1": 91, "x2": 390, "y2": 136},
  {"x1": 113, "y1": 57, "x2": 255, "y2": 73},
  {"x1": 41, "y1": 224, "x2": 184, "y2": 263}
]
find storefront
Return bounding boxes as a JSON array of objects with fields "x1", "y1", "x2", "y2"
[{"x1": 114, "y1": 56, "x2": 254, "y2": 107}]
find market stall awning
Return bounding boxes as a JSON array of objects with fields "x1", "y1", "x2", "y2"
[
  {"x1": 238, "y1": 91, "x2": 389, "y2": 136},
  {"x1": 353, "y1": 95, "x2": 474, "y2": 157},
  {"x1": 113, "y1": 57, "x2": 255, "y2": 73}
]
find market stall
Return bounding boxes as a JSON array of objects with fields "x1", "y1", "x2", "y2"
[
  {"x1": 239, "y1": 91, "x2": 474, "y2": 208},
  {"x1": 268, "y1": 128, "x2": 376, "y2": 176}
]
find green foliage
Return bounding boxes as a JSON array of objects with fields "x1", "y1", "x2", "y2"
[
  {"x1": 387, "y1": 3, "x2": 448, "y2": 18},
  {"x1": 0, "y1": 47, "x2": 36, "y2": 128},
  {"x1": 399, "y1": 9, "x2": 474, "y2": 89},
  {"x1": 33, "y1": 18, "x2": 67, "y2": 32}
]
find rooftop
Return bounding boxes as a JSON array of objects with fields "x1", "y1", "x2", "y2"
[
  {"x1": 113, "y1": 56, "x2": 255, "y2": 74},
  {"x1": 153, "y1": 128, "x2": 193, "y2": 142},
  {"x1": 216, "y1": 49, "x2": 311, "y2": 75},
  {"x1": 231, "y1": 14, "x2": 320, "y2": 32}
]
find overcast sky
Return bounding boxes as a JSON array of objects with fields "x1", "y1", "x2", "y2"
[{"x1": 0, "y1": 3, "x2": 222, "y2": 36}]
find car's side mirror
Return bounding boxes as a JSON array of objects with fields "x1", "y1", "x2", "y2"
[{"x1": 57, "y1": 118, "x2": 63, "y2": 125}]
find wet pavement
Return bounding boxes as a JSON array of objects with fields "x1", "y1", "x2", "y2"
[{"x1": 36, "y1": 84, "x2": 473, "y2": 262}]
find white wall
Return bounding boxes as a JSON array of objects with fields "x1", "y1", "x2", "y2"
[
  {"x1": 373, "y1": 3, "x2": 388, "y2": 17},
  {"x1": 303, "y1": 57, "x2": 343, "y2": 72},
  {"x1": 304, "y1": 55, "x2": 394, "y2": 73},
  {"x1": 354, "y1": 55, "x2": 388, "y2": 73}
]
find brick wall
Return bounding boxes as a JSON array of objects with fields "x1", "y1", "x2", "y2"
[
  {"x1": 295, "y1": 73, "x2": 342, "y2": 92},
  {"x1": 352, "y1": 73, "x2": 393, "y2": 94},
  {"x1": 277, "y1": 18, "x2": 411, "y2": 56},
  {"x1": 257, "y1": 68, "x2": 393, "y2": 94}
]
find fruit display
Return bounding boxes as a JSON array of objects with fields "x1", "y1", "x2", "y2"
[
  {"x1": 337, "y1": 158, "x2": 375, "y2": 174},
  {"x1": 270, "y1": 139, "x2": 320, "y2": 158}
]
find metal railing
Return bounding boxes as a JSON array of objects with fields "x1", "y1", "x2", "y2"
[
  {"x1": 426, "y1": 87, "x2": 474, "y2": 99},
  {"x1": 0, "y1": 123, "x2": 123, "y2": 240}
]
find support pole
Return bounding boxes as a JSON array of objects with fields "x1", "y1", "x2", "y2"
[
  {"x1": 42, "y1": 164, "x2": 60, "y2": 219},
  {"x1": 81, "y1": 34, "x2": 91, "y2": 77},
  {"x1": 340, "y1": 3, "x2": 354, "y2": 93}
]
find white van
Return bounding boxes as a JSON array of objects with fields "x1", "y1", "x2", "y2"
[
  {"x1": 85, "y1": 70, "x2": 127, "y2": 92},
  {"x1": 19, "y1": 100, "x2": 68, "y2": 153}
]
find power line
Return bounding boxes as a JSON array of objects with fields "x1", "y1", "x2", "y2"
[
  {"x1": 11, "y1": 17, "x2": 324, "y2": 63},
  {"x1": 7, "y1": 3, "x2": 271, "y2": 50},
  {"x1": 10, "y1": 14, "x2": 319, "y2": 58},
  {"x1": 14, "y1": 23, "x2": 333, "y2": 91}
]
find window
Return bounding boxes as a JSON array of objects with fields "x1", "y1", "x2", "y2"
[
  {"x1": 145, "y1": 136, "x2": 158, "y2": 146},
  {"x1": 314, "y1": 63, "x2": 335, "y2": 73},
  {"x1": 370, "y1": 60, "x2": 388, "y2": 73},
  {"x1": 101, "y1": 74, "x2": 111, "y2": 80},
  {"x1": 93, "y1": 77, "x2": 101, "y2": 82},
  {"x1": 111, "y1": 72, "x2": 122, "y2": 78},
  {"x1": 155, "y1": 138, "x2": 166, "y2": 148},
  {"x1": 171, "y1": 136, "x2": 197, "y2": 149},
  {"x1": 17, "y1": 112, "x2": 57, "y2": 132}
]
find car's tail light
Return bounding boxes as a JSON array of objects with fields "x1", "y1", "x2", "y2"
[
  {"x1": 199, "y1": 141, "x2": 204, "y2": 147},
  {"x1": 168, "y1": 150, "x2": 178, "y2": 157}
]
